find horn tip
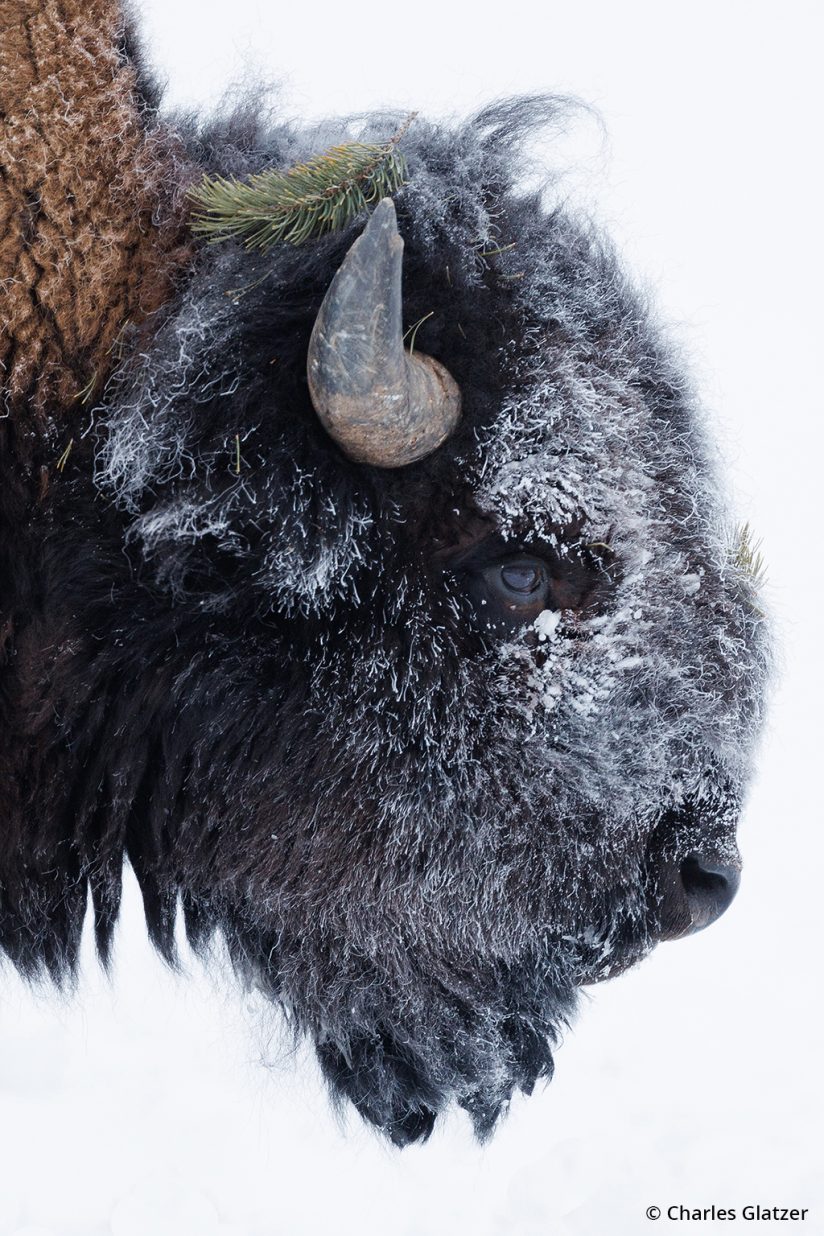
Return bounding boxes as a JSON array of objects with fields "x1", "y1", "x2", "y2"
[{"x1": 366, "y1": 196, "x2": 399, "y2": 236}]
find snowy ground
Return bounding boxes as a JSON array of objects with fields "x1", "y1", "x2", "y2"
[{"x1": 2, "y1": 1, "x2": 821, "y2": 1232}]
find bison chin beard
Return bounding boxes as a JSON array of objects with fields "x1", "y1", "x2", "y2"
[
  {"x1": 210, "y1": 882, "x2": 657, "y2": 1146},
  {"x1": 219, "y1": 913, "x2": 583, "y2": 1147},
  {"x1": 177, "y1": 802, "x2": 657, "y2": 1146}
]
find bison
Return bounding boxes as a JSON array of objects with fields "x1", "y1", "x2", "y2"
[{"x1": 0, "y1": 0, "x2": 770, "y2": 1144}]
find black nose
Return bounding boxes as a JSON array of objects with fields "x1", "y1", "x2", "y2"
[
  {"x1": 679, "y1": 853, "x2": 740, "y2": 931},
  {"x1": 657, "y1": 852, "x2": 741, "y2": 939}
]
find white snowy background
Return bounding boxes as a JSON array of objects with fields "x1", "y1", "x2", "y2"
[{"x1": 1, "y1": 1, "x2": 821, "y2": 1233}]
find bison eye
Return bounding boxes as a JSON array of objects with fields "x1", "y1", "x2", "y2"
[
  {"x1": 498, "y1": 561, "x2": 545, "y2": 596},
  {"x1": 475, "y1": 554, "x2": 554, "y2": 626},
  {"x1": 441, "y1": 539, "x2": 596, "y2": 633}
]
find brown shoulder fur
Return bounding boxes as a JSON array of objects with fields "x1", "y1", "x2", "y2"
[{"x1": 0, "y1": 0, "x2": 192, "y2": 440}]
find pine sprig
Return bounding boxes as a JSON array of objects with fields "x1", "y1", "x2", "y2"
[
  {"x1": 187, "y1": 117, "x2": 416, "y2": 251},
  {"x1": 732, "y1": 522, "x2": 768, "y2": 591}
]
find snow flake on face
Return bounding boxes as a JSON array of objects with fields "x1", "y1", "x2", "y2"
[{"x1": 533, "y1": 609, "x2": 561, "y2": 641}]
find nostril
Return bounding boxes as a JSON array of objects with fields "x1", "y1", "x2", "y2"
[{"x1": 679, "y1": 853, "x2": 741, "y2": 932}]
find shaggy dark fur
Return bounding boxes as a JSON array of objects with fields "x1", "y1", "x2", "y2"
[{"x1": 0, "y1": 11, "x2": 770, "y2": 1145}]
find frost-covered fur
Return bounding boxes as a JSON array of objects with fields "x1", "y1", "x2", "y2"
[{"x1": 0, "y1": 88, "x2": 770, "y2": 1144}]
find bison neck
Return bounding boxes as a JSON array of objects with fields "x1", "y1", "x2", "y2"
[{"x1": 0, "y1": 458, "x2": 240, "y2": 979}]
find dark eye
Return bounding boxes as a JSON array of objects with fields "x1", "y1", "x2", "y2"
[
  {"x1": 478, "y1": 554, "x2": 553, "y2": 624},
  {"x1": 499, "y1": 561, "x2": 545, "y2": 595},
  {"x1": 441, "y1": 535, "x2": 605, "y2": 635}
]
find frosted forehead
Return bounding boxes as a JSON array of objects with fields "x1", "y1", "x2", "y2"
[
  {"x1": 463, "y1": 330, "x2": 763, "y2": 813},
  {"x1": 473, "y1": 336, "x2": 707, "y2": 558}
]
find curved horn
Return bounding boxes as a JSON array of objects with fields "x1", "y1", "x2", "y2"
[{"x1": 307, "y1": 198, "x2": 461, "y2": 468}]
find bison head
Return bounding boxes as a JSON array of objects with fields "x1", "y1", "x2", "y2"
[{"x1": 0, "y1": 5, "x2": 770, "y2": 1146}]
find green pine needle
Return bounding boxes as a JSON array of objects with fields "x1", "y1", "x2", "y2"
[
  {"x1": 732, "y1": 522, "x2": 768, "y2": 591},
  {"x1": 187, "y1": 117, "x2": 415, "y2": 251}
]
